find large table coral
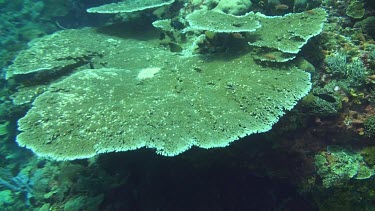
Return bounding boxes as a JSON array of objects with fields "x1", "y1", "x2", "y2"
[
  {"x1": 186, "y1": 8, "x2": 327, "y2": 62},
  {"x1": 15, "y1": 28, "x2": 311, "y2": 160},
  {"x1": 5, "y1": 30, "x2": 102, "y2": 80},
  {"x1": 87, "y1": 0, "x2": 175, "y2": 14}
]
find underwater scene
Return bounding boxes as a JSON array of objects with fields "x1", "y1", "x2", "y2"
[{"x1": 0, "y1": 0, "x2": 375, "y2": 210}]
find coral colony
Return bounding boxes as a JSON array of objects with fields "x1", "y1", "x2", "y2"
[{"x1": 1, "y1": 0, "x2": 375, "y2": 210}]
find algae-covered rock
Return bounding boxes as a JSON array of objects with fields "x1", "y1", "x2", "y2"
[
  {"x1": 293, "y1": 0, "x2": 308, "y2": 12},
  {"x1": 354, "y1": 16, "x2": 375, "y2": 38},
  {"x1": 302, "y1": 94, "x2": 340, "y2": 117},
  {"x1": 361, "y1": 146, "x2": 375, "y2": 167},
  {"x1": 301, "y1": 80, "x2": 343, "y2": 117},
  {"x1": 63, "y1": 195, "x2": 103, "y2": 211}
]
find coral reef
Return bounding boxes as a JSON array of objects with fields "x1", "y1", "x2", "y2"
[
  {"x1": 1, "y1": 0, "x2": 375, "y2": 210},
  {"x1": 4, "y1": 4, "x2": 331, "y2": 160}
]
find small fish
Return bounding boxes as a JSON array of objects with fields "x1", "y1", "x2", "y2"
[
  {"x1": 262, "y1": 53, "x2": 277, "y2": 61},
  {"x1": 316, "y1": 94, "x2": 336, "y2": 103},
  {"x1": 232, "y1": 33, "x2": 244, "y2": 39},
  {"x1": 368, "y1": 75, "x2": 375, "y2": 80},
  {"x1": 275, "y1": 4, "x2": 289, "y2": 11},
  {"x1": 305, "y1": 10, "x2": 316, "y2": 15}
]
